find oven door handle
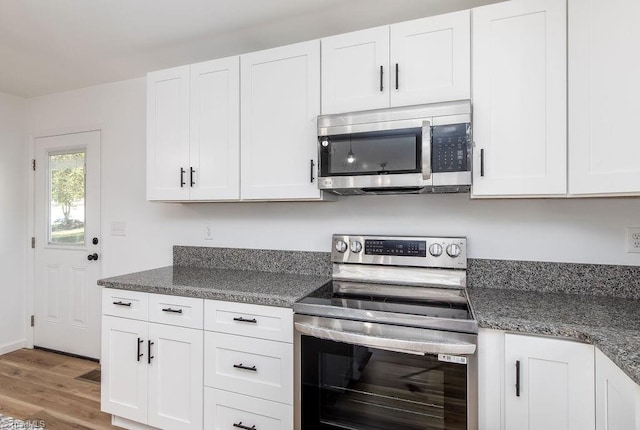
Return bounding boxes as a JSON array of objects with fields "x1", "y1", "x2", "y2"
[
  {"x1": 295, "y1": 322, "x2": 476, "y2": 356},
  {"x1": 421, "y1": 120, "x2": 432, "y2": 180}
]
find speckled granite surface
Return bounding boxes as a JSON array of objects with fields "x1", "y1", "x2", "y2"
[
  {"x1": 0, "y1": 415, "x2": 44, "y2": 429},
  {"x1": 173, "y1": 246, "x2": 332, "y2": 276},
  {"x1": 469, "y1": 287, "x2": 640, "y2": 385},
  {"x1": 468, "y1": 259, "x2": 640, "y2": 299},
  {"x1": 98, "y1": 265, "x2": 330, "y2": 308}
]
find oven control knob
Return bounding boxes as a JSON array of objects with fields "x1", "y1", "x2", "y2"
[
  {"x1": 350, "y1": 241, "x2": 363, "y2": 253},
  {"x1": 429, "y1": 243, "x2": 443, "y2": 257},
  {"x1": 335, "y1": 240, "x2": 348, "y2": 253},
  {"x1": 446, "y1": 244, "x2": 461, "y2": 258}
]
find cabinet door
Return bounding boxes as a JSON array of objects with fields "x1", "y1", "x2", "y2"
[
  {"x1": 240, "y1": 40, "x2": 321, "y2": 200},
  {"x1": 101, "y1": 316, "x2": 149, "y2": 424},
  {"x1": 147, "y1": 65, "x2": 190, "y2": 200},
  {"x1": 190, "y1": 57, "x2": 240, "y2": 200},
  {"x1": 147, "y1": 323, "x2": 203, "y2": 430},
  {"x1": 390, "y1": 10, "x2": 470, "y2": 107},
  {"x1": 595, "y1": 349, "x2": 639, "y2": 430},
  {"x1": 568, "y1": 0, "x2": 640, "y2": 196},
  {"x1": 321, "y1": 26, "x2": 389, "y2": 114},
  {"x1": 471, "y1": 0, "x2": 567, "y2": 197},
  {"x1": 505, "y1": 334, "x2": 595, "y2": 430}
]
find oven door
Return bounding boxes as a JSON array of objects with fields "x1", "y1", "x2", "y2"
[{"x1": 295, "y1": 315, "x2": 478, "y2": 430}]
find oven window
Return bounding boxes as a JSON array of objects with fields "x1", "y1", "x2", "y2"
[
  {"x1": 320, "y1": 129, "x2": 421, "y2": 177},
  {"x1": 302, "y1": 336, "x2": 468, "y2": 430}
]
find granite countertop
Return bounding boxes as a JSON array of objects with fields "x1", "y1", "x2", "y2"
[
  {"x1": 469, "y1": 288, "x2": 640, "y2": 385},
  {"x1": 97, "y1": 265, "x2": 330, "y2": 308}
]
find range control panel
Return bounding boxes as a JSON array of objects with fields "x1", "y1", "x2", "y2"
[{"x1": 332, "y1": 234, "x2": 467, "y2": 269}]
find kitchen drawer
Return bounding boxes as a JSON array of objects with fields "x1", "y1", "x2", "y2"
[
  {"x1": 102, "y1": 288, "x2": 148, "y2": 320},
  {"x1": 204, "y1": 300, "x2": 293, "y2": 343},
  {"x1": 204, "y1": 388, "x2": 293, "y2": 430},
  {"x1": 204, "y1": 332, "x2": 293, "y2": 405},
  {"x1": 149, "y1": 294, "x2": 204, "y2": 329}
]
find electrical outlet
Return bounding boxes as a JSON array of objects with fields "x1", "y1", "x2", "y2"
[
  {"x1": 626, "y1": 227, "x2": 640, "y2": 253},
  {"x1": 111, "y1": 222, "x2": 126, "y2": 236},
  {"x1": 204, "y1": 224, "x2": 213, "y2": 240}
]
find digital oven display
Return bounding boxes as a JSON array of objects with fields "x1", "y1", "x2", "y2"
[{"x1": 364, "y1": 240, "x2": 426, "y2": 257}]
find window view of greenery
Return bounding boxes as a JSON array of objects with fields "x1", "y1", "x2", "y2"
[{"x1": 49, "y1": 152, "x2": 86, "y2": 245}]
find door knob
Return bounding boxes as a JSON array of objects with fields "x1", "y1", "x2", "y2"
[
  {"x1": 87, "y1": 253, "x2": 99, "y2": 261},
  {"x1": 92, "y1": 237, "x2": 99, "y2": 245}
]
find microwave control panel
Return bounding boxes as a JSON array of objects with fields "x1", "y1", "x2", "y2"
[{"x1": 431, "y1": 123, "x2": 471, "y2": 173}]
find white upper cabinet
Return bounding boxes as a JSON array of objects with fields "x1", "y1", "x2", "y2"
[
  {"x1": 240, "y1": 40, "x2": 322, "y2": 200},
  {"x1": 321, "y1": 11, "x2": 471, "y2": 115},
  {"x1": 147, "y1": 66, "x2": 190, "y2": 201},
  {"x1": 568, "y1": 0, "x2": 640, "y2": 196},
  {"x1": 147, "y1": 57, "x2": 240, "y2": 201},
  {"x1": 321, "y1": 26, "x2": 390, "y2": 114},
  {"x1": 390, "y1": 11, "x2": 470, "y2": 107},
  {"x1": 471, "y1": 0, "x2": 567, "y2": 198}
]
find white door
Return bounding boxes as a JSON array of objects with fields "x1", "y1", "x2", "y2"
[
  {"x1": 101, "y1": 315, "x2": 149, "y2": 423},
  {"x1": 190, "y1": 57, "x2": 240, "y2": 201},
  {"x1": 471, "y1": 0, "x2": 567, "y2": 197},
  {"x1": 595, "y1": 349, "x2": 639, "y2": 430},
  {"x1": 568, "y1": 0, "x2": 640, "y2": 196},
  {"x1": 240, "y1": 40, "x2": 321, "y2": 200},
  {"x1": 34, "y1": 130, "x2": 102, "y2": 359},
  {"x1": 147, "y1": 65, "x2": 190, "y2": 201},
  {"x1": 321, "y1": 26, "x2": 390, "y2": 114},
  {"x1": 390, "y1": 10, "x2": 470, "y2": 107},
  {"x1": 148, "y1": 323, "x2": 203, "y2": 430},
  {"x1": 505, "y1": 334, "x2": 595, "y2": 430}
]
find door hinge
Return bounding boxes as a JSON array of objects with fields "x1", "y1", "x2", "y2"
[
  {"x1": 30, "y1": 315, "x2": 35, "y2": 327},
  {"x1": 32, "y1": 159, "x2": 36, "y2": 171},
  {"x1": 31, "y1": 237, "x2": 35, "y2": 248}
]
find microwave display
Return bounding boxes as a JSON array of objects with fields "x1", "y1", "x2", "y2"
[{"x1": 432, "y1": 123, "x2": 471, "y2": 173}]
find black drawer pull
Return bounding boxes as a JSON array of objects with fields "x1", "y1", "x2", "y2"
[
  {"x1": 137, "y1": 338, "x2": 144, "y2": 362},
  {"x1": 113, "y1": 301, "x2": 132, "y2": 307},
  {"x1": 233, "y1": 363, "x2": 257, "y2": 372},
  {"x1": 233, "y1": 423, "x2": 256, "y2": 430},
  {"x1": 162, "y1": 308, "x2": 183, "y2": 314},
  {"x1": 233, "y1": 317, "x2": 257, "y2": 324}
]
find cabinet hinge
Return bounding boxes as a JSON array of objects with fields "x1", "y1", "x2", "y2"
[
  {"x1": 32, "y1": 159, "x2": 36, "y2": 171},
  {"x1": 31, "y1": 237, "x2": 35, "y2": 249},
  {"x1": 30, "y1": 315, "x2": 35, "y2": 327}
]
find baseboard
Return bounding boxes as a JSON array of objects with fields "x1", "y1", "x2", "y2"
[{"x1": 0, "y1": 340, "x2": 27, "y2": 355}]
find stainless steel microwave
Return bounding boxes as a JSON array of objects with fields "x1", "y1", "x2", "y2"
[{"x1": 317, "y1": 100, "x2": 472, "y2": 195}]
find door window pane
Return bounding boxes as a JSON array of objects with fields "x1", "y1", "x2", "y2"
[{"x1": 48, "y1": 151, "x2": 86, "y2": 246}]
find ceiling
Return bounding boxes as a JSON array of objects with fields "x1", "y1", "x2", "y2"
[{"x1": 0, "y1": 0, "x2": 499, "y2": 98}]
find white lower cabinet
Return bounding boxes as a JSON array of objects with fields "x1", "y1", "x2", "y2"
[
  {"x1": 204, "y1": 388, "x2": 293, "y2": 430},
  {"x1": 595, "y1": 349, "x2": 640, "y2": 430}
]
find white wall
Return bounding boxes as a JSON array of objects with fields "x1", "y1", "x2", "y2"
[
  {"x1": 25, "y1": 78, "x2": 640, "y2": 280},
  {"x1": 0, "y1": 92, "x2": 27, "y2": 353}
]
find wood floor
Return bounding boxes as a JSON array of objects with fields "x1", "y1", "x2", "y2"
[{"x1": 0, "y1": 348, "x2": 116, "y2": 429}]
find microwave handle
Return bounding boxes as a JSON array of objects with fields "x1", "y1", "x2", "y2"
[{"x1": 421, "y1": 120, "x2": 432, "y2": 180}]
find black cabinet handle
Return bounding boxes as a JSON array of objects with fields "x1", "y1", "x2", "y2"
[
  {"x1": 379, "y1": 65, "x2": 384, "y2": 92},
  {"x1": 309, "y1": 159, "x2": 315, "y2": 183},
  {"x1": 113, "y1": 301, "x2": 132, "y2": 307},
  {"x1": 395, "y1": 63, "x2": 399, "y2": 90},
  {"x1": 148, "y1": 341, "x2": 154, "y2": 364},
  {"x1": 515, "y1": 360, "x2": 521, "y2": 397},
  {"x1": 480, "y1": 148, "x2": 485, "y2": 177},
  {"x1": 233, "y1": 423, "x2": 256, "y2": 430},
  {"x1": 233, "y1": 363, "x2": 257, "y2": 372},
  {"x1": 137, "y1": 338, "x2": 144, "y2": 362},
  {"x1": 233, "y1": 317, "x2": 257, "y2": 324},
  {"x1": 180, "y1": 168, "x2": 186, "y2": 187},
  {"x1": 190, "y1": 167, "x2": 195, "y2": 187},
  {"x1": 162, "y1": 308, "x2": 183, "y2": 314}
]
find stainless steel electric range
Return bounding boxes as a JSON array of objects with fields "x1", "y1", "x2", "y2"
[{"x1": 294, "y1": 234, "x2": 478, "y2": 430}]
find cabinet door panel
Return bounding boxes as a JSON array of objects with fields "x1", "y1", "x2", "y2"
[
  {"x1": 101, "y1": 316, "x2": 148, "y2": 423},
  {"x1": 569, "y1": 0, "x2": 640, "y2": 195},
  {"x1": 147, "y1": 66, "x2": 190, "y2": 200},
  {"x1": 472, "y1": 0, "x2": 566, "y2": 197},
  {"x1": 241, "y1": 41, "x2": 321, "y2": 200},
  {"x1": 147, "y1": 323, "x2": 203, "y2": 430},
  {"x1": 190, "y1": 57, "x2": 240, "y2": 200},
  {"x1": 595, "y1": 349, "x2": 639, "y2": 430},
  {"x1": 505, "y1": 334, "x2": 595, "y2": 430},
  {"x1": 321, "y1": 26, "x2": 389, "y2": 114},
  {"x1": 390, "y1": 10, "x2": 470, "y2": 107}
]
